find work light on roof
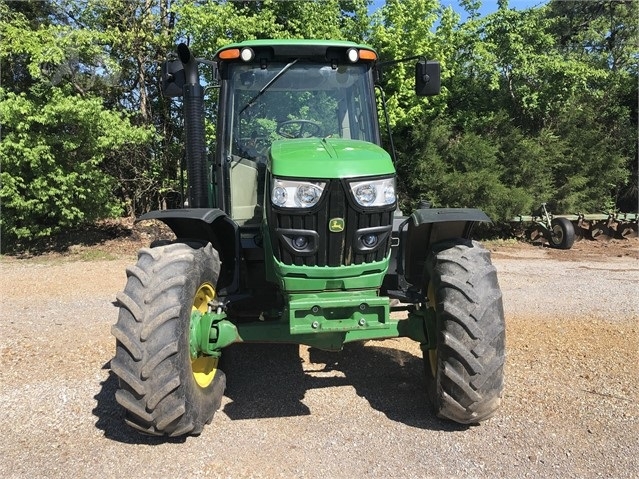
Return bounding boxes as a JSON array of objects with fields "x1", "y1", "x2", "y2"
[
  {"x1": 240, "y1": 48, "x2": 255, "y2": 62},
  {"x1": 346, "y1": 48, "x2": 359, "y2": 63}
]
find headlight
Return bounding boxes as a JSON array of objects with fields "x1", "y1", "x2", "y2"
[
  {"x1": 349, "y1": 177, "x2": 396, "y2": 207},
  {"x1": 271, "y1": 178, "x2": 326, "y2": 208}
]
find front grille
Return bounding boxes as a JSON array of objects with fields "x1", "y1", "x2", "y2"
[{"x1": 269, "y1": 180, "x2": 393, "y2": 267}]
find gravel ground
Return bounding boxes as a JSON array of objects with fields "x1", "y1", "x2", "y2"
[{"x1": 0, "y1": 237, "x2": 637, "y2": 479}]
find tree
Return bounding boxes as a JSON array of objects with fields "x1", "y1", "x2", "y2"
[
  {"x1": 53, "y1": 0, "x2": 184, "y2": 214},
  {"x1": 2, "y1": 0, "x2": 635, "y2": 246},
  {"x1": 369, "y1": 0, "x2": 451, "y2": 128},
  {"x1": 547, "y1": 0, "x2": 638, "y2": 211},
  {"x1": 0, "y1": 1, "x2": 154, "y2": 243},
  {"x1": 0, "y1": 87, "x2": 153, "y2": 241},
  {"x1": 173, "y1": 0, "x2": 371, "y2": 65},
  {"x1": 390, "y1": 0, "x2": 636, "y2": 219}
]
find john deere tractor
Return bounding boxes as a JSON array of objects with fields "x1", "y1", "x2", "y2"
[{"x1": 111, "y1": 39, "x2": 505, "y2": 437}]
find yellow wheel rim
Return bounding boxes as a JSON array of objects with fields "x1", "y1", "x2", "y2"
[
  {"x1": 192, "y1": 355, "x2": 219, "y2": 388},
  {"x1": 193, "y1": 283, "x2": 215, "y2": 314},
  {"x1": 192, "y1": 283, "x2": 218, "y2": 388},
  {"x1": 426, "y1": 281, "x2": 438, "y2": 379}
]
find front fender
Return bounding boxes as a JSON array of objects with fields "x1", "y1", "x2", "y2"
[
  {"x1": 403, "y1": 207, "x2": 491, "y2": 285},
  {"x1": 410, "y1": 207, "x2": 491, "y2": 227},
  {"x1": 137, "y1": 208, "x2": 239, "y2": 294}
]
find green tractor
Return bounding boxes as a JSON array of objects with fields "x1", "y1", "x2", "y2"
[{"x1": 111, "y1": 39, "x2": 505, "y2": 437}]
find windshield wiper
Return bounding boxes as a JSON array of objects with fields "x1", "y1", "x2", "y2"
[{"x1": 239, "y1": 59, "x2": 299, "y2": 116}]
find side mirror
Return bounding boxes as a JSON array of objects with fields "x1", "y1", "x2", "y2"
[
  {"x1": 161, "y1": 59, "x2": 185, "y2": 98},
  {"x1": 415, "y1": 60, "x2": 440, "y2": 96}
]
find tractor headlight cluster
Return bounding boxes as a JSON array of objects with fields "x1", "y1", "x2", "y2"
[
  {"x1": 271, "y1": 178, "x2": 326, "y2": 208},
  {"x1": 349, "y1": 177, "x2": 396, "y2": 207}
]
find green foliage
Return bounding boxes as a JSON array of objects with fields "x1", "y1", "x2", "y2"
[
  {"x1": 397, "y1": 116, "x2": 535, "y2": 221},
  {"x1": 0, "y1": 0, "x2": 636, "y2": 247},
  {"x1": 369, "y1": 0, "x2": 449, "y2": 127},
  {"x1": 0, "y1": 88, "x2": 153, "y2": 240},
  {"x1": 174, "y1": 0, "x2": 370, "y2": 57},
  {"x1": 59, "y1": 0, "x2": 186, "y2": 214},
  {"x1": 394, "y1": 0, "x2": 636, "y2": 219}
]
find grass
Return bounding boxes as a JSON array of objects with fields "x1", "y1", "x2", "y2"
[
  {"x1": 482, "y1": 238, "x2": 523, "y2": 248},
  {"x1": 71, "y1": 248, "x2": 119, "y2": 261}
]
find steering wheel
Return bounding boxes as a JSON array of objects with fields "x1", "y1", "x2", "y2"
[{"x1": 277, "y1": 120, "x2": 322, "y2": 139}]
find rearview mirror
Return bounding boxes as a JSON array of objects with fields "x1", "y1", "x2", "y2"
[
  {"x1": 415, "y1": 60, "x2": 440, "y2": 96},
  {"x1": 161, "y1": 59, "x2": 185, "y2": 98}
]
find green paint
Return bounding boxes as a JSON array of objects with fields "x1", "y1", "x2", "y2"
[
  {"x1": 286, "y1": 291, "x2": 389, "y2": 334},
  {"x1": 191, "y1": 297, "x2": 435, "y2": 354},
  {"x1": 271, "y1": 256, "x2": 390, "y2": 292},
  {"x1": 270, "y1": 138, "x2": 393, "y2": 179},
  {"x1": 188, "y1": 39, "x2": 439, "y2": 357},
  {"x1": 190, "y1": 309, "x2": 238, "y2": 357}
]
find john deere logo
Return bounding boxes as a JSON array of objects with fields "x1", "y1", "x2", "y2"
[{"x1": 329, "y1": 218, "x2": 345, "y2": 233}]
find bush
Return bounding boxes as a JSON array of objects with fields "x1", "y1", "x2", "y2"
[{"x1": 0, "y1": 88, "x2": 154, "y2": 243}]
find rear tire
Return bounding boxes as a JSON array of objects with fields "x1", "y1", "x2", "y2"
[
  {"x1": 423, "y1": 239, "x2": 505, "y2": 424},
  {"x1": 111, "y1": 241, "x2": 226, "y2": 436},
  {"x1": 549, "y1": 218, "x2": 575, "y2": 249}
]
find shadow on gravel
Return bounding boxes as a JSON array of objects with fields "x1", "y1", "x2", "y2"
[
  {"x1": 223, "y1": 342, "x2": 467, "y2": 432},
  {"x1": 222, "y1": 343, "x2": 311, "y2": 419},
  {"x1": 94, "y1": 342, "x2": 466, "y2": 443}
]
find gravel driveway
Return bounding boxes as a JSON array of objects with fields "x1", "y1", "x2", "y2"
[{"x1": 1, "y1": 238, "x2": 637, "y2": 478}]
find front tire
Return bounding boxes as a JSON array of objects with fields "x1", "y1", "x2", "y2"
[
  {"x1": 424, "y1": 240, "x2": 505, "y2": 424},
  {"x1": 111, "y1": 241, "x2": 226, "y2": 436}
]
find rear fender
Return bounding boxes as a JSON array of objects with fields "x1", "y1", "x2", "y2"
[
  {"x1": 401, "y1": 208, "x2": 491, "y2": 287},
  {"x1": 137, "y1": 208, "x2": 239, "y2": 294}
]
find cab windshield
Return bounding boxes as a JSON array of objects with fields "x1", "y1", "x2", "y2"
[{"x1": 226, "y1": 62, "x2": 379, "y2": 160}]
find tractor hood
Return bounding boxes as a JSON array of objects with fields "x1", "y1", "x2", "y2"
[{"x1": 269, "y1": 138, "x2": 394, "y2": 179}]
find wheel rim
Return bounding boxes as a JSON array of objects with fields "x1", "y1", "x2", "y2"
[
  {"x1": 551, "y1": 225, "x2": 563, "y2": 245},
  {"x1": 427, "y1": 349, "x2": 437, "y2": 379},
  {"x1": 191, "y1": 283, "x2": 218, "y2": 388},
  {"x1": 426, "y1": 281, "x2": 438, "y2": 379}
]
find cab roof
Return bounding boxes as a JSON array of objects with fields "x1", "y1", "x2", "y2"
[{"x1": 213, "y1": 39, "x2": 377, "y2": 63}]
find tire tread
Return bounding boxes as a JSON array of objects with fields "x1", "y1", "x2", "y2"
[
  {"x1": 425, "y1": 240, "x2": 506, "y2": 424},
  {"x1": 111, "y1": 241, "x2": 224, "y2": 436}
]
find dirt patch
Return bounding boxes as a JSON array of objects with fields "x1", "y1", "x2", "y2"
[
  {"x1": 2, "y1": 218, "x2": 174, "y2": 259},
  {"x1": 488, "y1": 236, "x2": 638, "y2": 262}
]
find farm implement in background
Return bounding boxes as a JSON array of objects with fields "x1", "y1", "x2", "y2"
[{"x1": 511, "y1": 203, "x2": 638, "y2": 250}]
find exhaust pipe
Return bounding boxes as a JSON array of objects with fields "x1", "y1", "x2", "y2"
[{"x1": 177, "y1": 43, "x2": 208, "y2": 208}]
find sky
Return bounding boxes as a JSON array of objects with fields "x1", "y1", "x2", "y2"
[
  {"x1": 443, "y1": 0, "x2": 548, "y2": 17},
  {"x1": 370, "y1": 0, "x2": 549, "y2": 18}
]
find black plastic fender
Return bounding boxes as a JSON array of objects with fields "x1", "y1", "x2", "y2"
[
  {"x1": 136, "y1": 208, "x2": 240, "y2": 294},
  {"x1": 399, "y1": 207, "x2": 491, "y2": 289}
]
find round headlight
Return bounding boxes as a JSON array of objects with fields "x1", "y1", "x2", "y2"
[
  {"x1": 271, "y1": 179, "x2": 326, "y2": 208},
  {"x1": 296, "y1": 184, "x2": 321, "y2": 207},
  {"x1": 361, "y1": 233, "x2": 378, "y2": 247},
  {"x1": 355, "y1": 184, "x2": 377, "y2": 206},
  {"x1": 384, "y1": 184, "x2": 396, "y2": 204},
  {"x1": 272, "y1": 186, "x2": 288, "y2": 207},
  {"x1": 293, "y1": 236, "x2": 308, "y2": 249},
  {"x1": 349, "y1": 177, "x2": 396, "y2": 207}
]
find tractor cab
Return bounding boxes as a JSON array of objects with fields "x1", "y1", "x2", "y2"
[{"x1": 214, "y1": 41, "x2": 383, "y2": 227}]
